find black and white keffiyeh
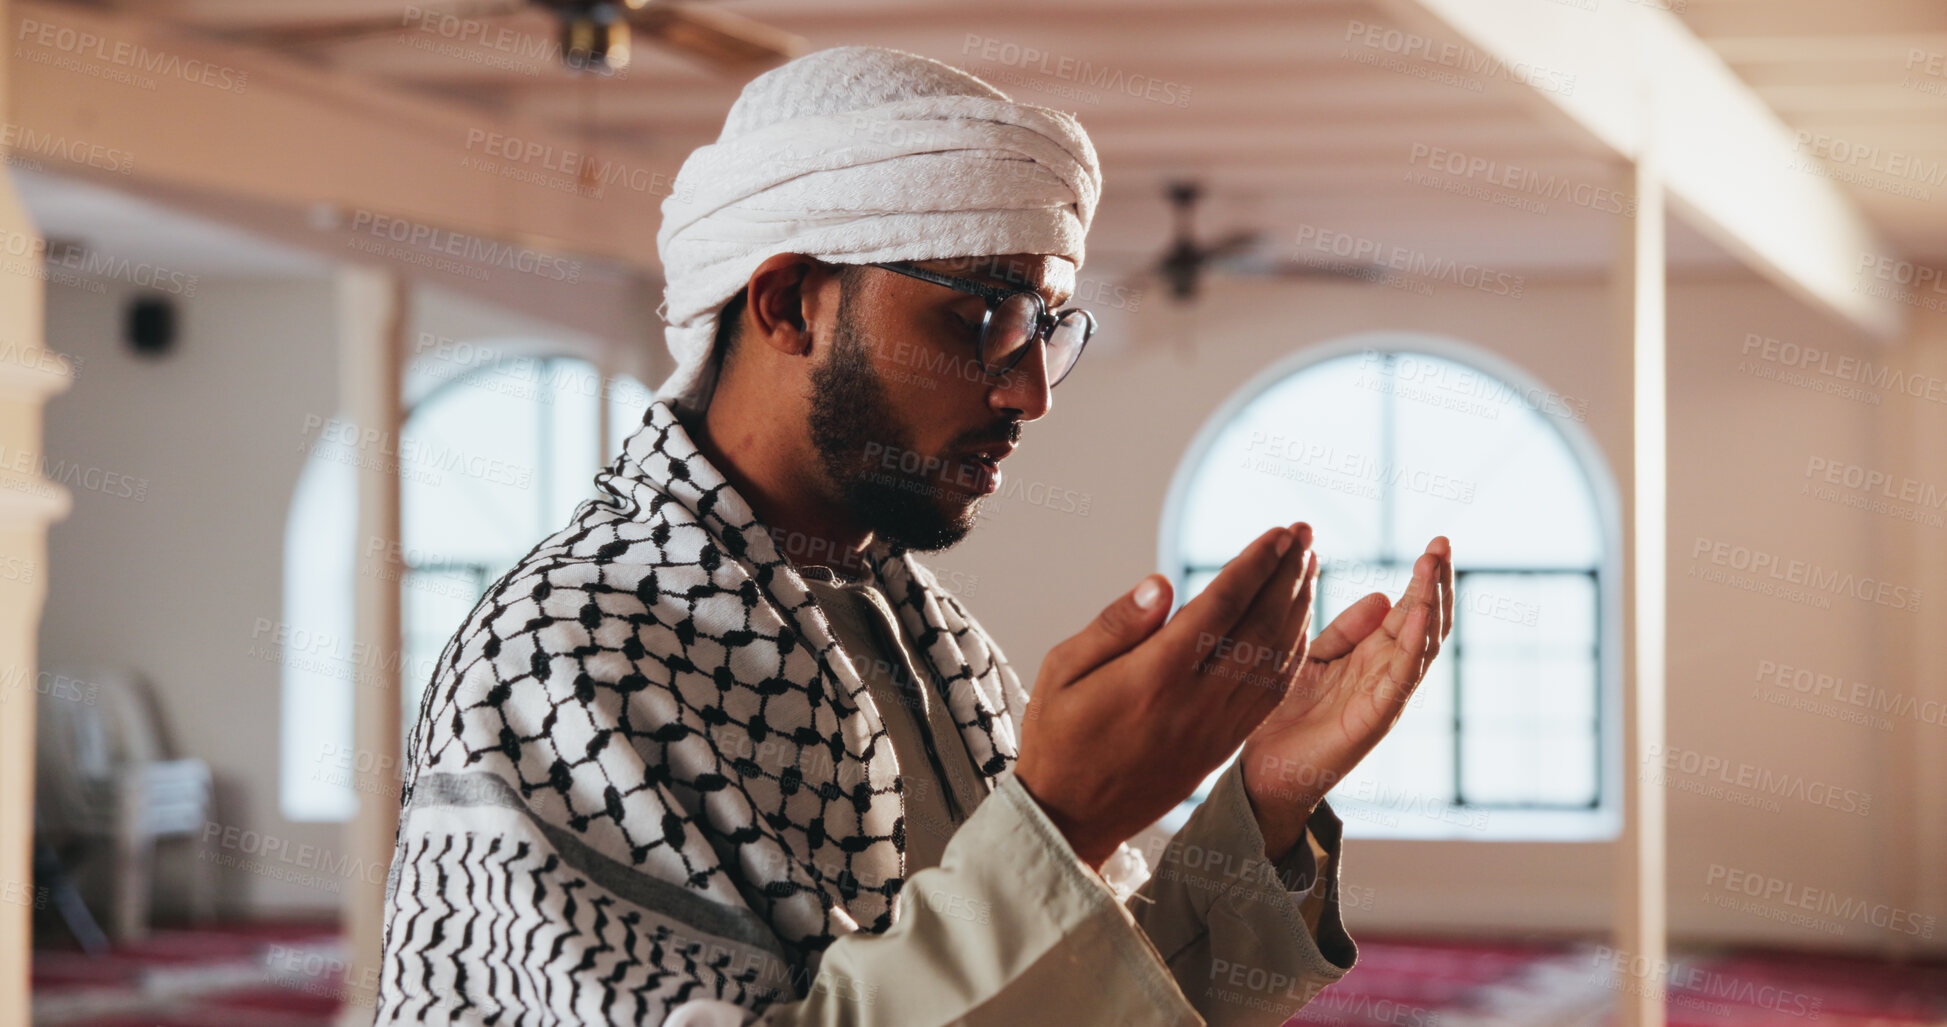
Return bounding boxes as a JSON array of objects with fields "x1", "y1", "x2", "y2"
[{"x1": 374, "y1": 398, "x2": 1032, "y2": 1023}]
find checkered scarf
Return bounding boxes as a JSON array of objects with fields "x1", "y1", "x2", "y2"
[{"x1": 375, "y1": 398, "x2": 1029, "y2": 1023}]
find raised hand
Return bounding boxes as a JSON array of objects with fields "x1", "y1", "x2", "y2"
[
  {"x1": 1014, "y1": 522, "x2": 1318, "y2": 869},
  {"x1": 1238, "y1": 536, "x2": 1454, "y2": 860}
]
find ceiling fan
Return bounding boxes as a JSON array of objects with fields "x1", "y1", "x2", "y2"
[
  {"x1": 217, "y1": 0, "x2": 805, "y2": 75},
  {"x1": 1139, "y1": 180, "x2": 1389, "y2": 304}
]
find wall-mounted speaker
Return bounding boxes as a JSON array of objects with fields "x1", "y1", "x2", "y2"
[{"x1": 126, "y1": 295, "x2": 176, "y2": 358}]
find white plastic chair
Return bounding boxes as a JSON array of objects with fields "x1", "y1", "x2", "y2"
[{"x1": 34, "y1": 667, "x2": 214, "y2": 941}]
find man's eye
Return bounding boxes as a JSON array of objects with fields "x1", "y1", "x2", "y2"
[{"x1": 949, "y1": 311, "x2": 982, "y2": 336}]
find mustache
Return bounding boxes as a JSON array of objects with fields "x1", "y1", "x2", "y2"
[{"x1": 957, "y1": 420, "x2": 1023, "y2": 451}]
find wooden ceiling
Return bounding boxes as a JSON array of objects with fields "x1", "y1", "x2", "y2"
[
  {"x1": 29, "y1": 0, "x2": 1947, "y2": 287},
  {"x1": 1678, "y1": 0, "x2": 1947, "y2": 265}
]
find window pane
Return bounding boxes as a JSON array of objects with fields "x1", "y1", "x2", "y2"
[
  {"x1": 1177, "y1": 356, "x2": 1385, "y2": 567},
  {"x1": 1462, "y1": 572, "x2": 1595, "y2": 652},
  {"x1": 401, "y1": 567, "x2": 492, "y2": 717},
  {"x1": 607, "y1": 374, "x2": 653, "y2": 459},
  {"x1": 401, "y1": 359, "x2": 548, "y2": 569},
  {"x1": 1457, "y1": 574, "x2": 1598, "y2": 806},
  {"x1": 541, "y1": 359, "x2": 601, "y2": 522},
  {"x1": 397, "y1": 357, "x2": 610, "y2": 745},
  {"x1": 1316, "y1": 560, "x2": 1415, "y2": 623},
  {"x1": 1385, "y1": 356, "x2": 1603, "y2": 568},
  {"x1": 278, "y1": 428, "x2": 359, "y2": 822},
  {"x1": 1533, "y1": 732, "x2": 1601, "y2": 806}
]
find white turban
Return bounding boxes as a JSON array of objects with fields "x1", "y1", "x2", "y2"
[{"x1": 652, "y1": 45, "x2": 1102, "y2": 416}]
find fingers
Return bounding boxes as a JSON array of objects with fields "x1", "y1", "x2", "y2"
[
  {"x1": 1153, "y1": 525, "x2": 1293, "y2": 659},
  {"x1": 1192, "y1": 523, "x2": 1314, "y2": 691},
  {"x1": 1382, "y1": 600, "x2": 1436, "y2": 708},
  {"x1": 1312, "y1": 592, "x2": 1388, "y2": 663},
  {"x1": 1435, "y1": 537, "x2": 1455, "y2": 642},
  {"x1": 1376, "y1": 550, "x2": 1437, "y2": 642},
  {"x1": 1302, "y1": 536, "x2": 1454, "y2": 667},
  {"x1": 1410, "y1": 538, "x2": 1453, "y2": 668},
  {"x1": 1043, "y1": 572, "x2": 1174, "y2": 688},
  {"x1": 1272, "y1": 548, "x2": 1320, "y2": 679},
  {"x1": 1365, "y1": 544, "x2": 1449, "y2": 694}
]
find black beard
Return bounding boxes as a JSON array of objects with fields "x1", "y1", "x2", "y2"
[{"x1": 806, "y1": 301, "x2": 985, "y2": 554}]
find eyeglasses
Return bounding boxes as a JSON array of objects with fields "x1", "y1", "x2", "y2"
[{"x1": 867, "y1": 261, "x2": 1096, "y2": 387}]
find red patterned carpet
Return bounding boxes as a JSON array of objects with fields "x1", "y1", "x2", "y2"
[
  {"x1": 30, "y1": 925, "x2": 1947, "y2": 1026},
  {"x1": 33, "y1": 922, "x2": 349, "y2": 1027},
  {"x1": 1291, "y1": 935, "x2": 1947, "y2": 1026}
]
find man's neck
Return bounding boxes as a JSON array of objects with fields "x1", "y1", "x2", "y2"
[{"x1": 682, "y1": 395, "x2": 876, "y2": 580}]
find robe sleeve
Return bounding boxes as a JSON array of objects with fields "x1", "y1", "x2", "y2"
[
  {"x1": 1123, "y1": 760, "x2": 1359, "y2": 1025},
  {"x1": 669, "y1": 765, "x2": 1357, "y2": 1027},
  {"x1": 668, "y1": 771, "x2": 1206, "y2": 1026}
]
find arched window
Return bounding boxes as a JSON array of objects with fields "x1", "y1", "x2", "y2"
[
  {"x1": 279, "y1": 347, "x2": 650, "y2": 821},
  {"x1": 1159, "y1": 336, "x2": 1619, "y2": 840},
  {"x1": 396, "y1": 354, "x2": 651, "y2": 719}
]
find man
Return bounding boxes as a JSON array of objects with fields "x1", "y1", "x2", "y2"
[{"x1": 375, "y1": 45, "x2": 1453, "y2": 1026}]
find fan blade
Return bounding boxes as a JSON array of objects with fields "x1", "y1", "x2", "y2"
[
  {"x1": 1266, "y1": 258, "x2": 1391, "y2": 281},
  {"x1": 627, "y1": 2, "x2": 805, "y2": 70},
  {"x1": 215, "y1": 0, "x2": 527, "y2": 49},
  {"x1": 1199, "y1": 230, "x2": 1262, "y2": 264},
  {"x1": 1196, "y1": 247, "x2": 1380, "y2": 282}
]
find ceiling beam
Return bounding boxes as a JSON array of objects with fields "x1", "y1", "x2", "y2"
[
  {"x1": 7, "y1": 1, "x2": 673, "y2": 276},
  {"x1": 1369, "y1": 0, "x2": 1905, "y2": 340}
]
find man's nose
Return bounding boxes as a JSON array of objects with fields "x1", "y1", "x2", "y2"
[{"x1": 988, "y1": 340, "x2": 1053, "y2": 421}]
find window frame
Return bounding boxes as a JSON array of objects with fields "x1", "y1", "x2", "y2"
[{"x1": 1155, "y1": 331, "x2": 1625, "y2": 842}]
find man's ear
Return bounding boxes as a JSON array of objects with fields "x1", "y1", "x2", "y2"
[{"x1": 744, "y1": 253, "x2": 826, "y2": 357}]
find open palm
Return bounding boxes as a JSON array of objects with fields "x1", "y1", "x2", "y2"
[{"x1": 1238, "y1": 537, "x2": 1453, "y2": 851}]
